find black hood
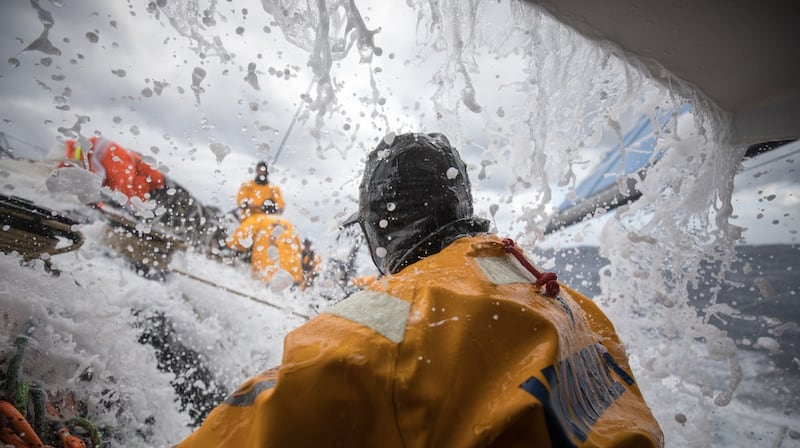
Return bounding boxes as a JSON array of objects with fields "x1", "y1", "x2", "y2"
[
  {"x1": 357, "y1": 133, "x2": 489, "y2": 274},
  {"x1": 255, "y1": 161, "x2": 269, "y2": 185}
]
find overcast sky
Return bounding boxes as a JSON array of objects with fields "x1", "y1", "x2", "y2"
[{"x1": 0, "y1": 0, "x2": 796, "y2": 249}]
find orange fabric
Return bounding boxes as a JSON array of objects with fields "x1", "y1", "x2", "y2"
[
  {"x1": 65, "y1": 139, "x2": 83, "y2": 163},
  {"x1": 0, "y1": 400, "x2": 45, "y2": 447},
  {"x1": 236, "y1": 180, "x2": 285, "y2": 218},
  {"x1": 58, "y1": 139, "x2": 87, "y2": 169},
  {"x1": 61, "y1": 137, "x2": 165, "y2": 201},
  {"x1": 351, "y1": 274, "x2": 377, "y2": 288},
  {"x1": 97, "y1": 144, "x2": 164, "y2": 200},
  {"x1": 227, "y1": 214, "x2": 303, "y2": 284},
  {"x1": 57, "y1": 427, "x2": 87, "y2": 448},
  {"x1": 300, "y1": 247, "x2": 322, "y2": 288},
  {"x1": 179, "y1": 234, "x2": 663, "y2": 447}
]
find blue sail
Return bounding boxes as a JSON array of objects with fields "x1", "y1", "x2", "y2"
[{"x1": 545, "y1": 102, "x2": 692, "y2": 233}]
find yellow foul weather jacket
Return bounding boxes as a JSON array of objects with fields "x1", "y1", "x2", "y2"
[
  {"x1": 226, "y1": 213, "x2": 303, "y2": 284},
  {"x1": 180, "y1": 234, "x2": 663, "y2": 447},
  {"x1": 236, "y1": 180, "x2": 285, "y2": 218}
]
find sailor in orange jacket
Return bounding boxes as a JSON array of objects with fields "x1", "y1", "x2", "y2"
[
  {"x1": 226, "y1": 200, "x2": 303, "y2": 285},
  {"x1": 179, "y1": 133, "x2": 663, "y2": 447},
  {"x1": 236, "y1": 161, "x2": 285, "y2": 219},
  {"x1": 61, "y1": 136, "x2": 165, "y2": 202},
  {"x1": 300, "y1": 238, "x2": 322, "y2": 289}
]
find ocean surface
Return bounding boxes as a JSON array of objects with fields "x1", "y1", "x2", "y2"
[{"x1": 541, "y1": 244, "x2": 800, "y2": 415}]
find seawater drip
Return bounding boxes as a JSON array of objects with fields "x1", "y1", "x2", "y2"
[
  {"x1": 149, "y1": 0, "x2": 233, "y2": 61},
  {"x1": 20, "y1": 0, "x2": 61, "y2": 56},
  {"x1": 258, "y1": 0, "x2": 381, "y2": 120}
]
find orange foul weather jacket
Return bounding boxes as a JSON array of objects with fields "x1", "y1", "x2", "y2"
[
  {"x1": 236, "y1": 180, "x2": 285, "y2": 218},
  {"x1": 65, "y1": 137, "x2": 165, "y2": 201},
  {"x1": 226, "y1": 213, "x2": 303, "y2": 284},
  {"x1": 180, "y1": 234, "x2": 663, "y2": 447}
]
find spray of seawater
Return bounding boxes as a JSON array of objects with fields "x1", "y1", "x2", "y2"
[
  {"x1": 230, "y1": 1, "x2": 752, "y2": 446},
  {"x1": 4, "y1": 1, "x2": 793, "y2": 447}
]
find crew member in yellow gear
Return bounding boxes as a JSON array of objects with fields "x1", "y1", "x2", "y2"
[
  {"x1": 300, "y1": 238, "x2": 322, "y2": 289},
  {"x1": 179, "y1": 133, "x2": 663, "y2": 447},
  {"x1": 237, "y1": 160, "x2": 285, "y2": 219},
  {"x1": 226, "y1": 200, "x2": 303, "y2": 285}
]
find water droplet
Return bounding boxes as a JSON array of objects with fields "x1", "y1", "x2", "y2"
[
  {"x1": 386, "y1": 202, "x2": 396, "y2": 211},
  {"x1": 209, "y1": 141, "x2": 231, "y2": 163},
  {"x1": 86, "y1": 32, "x2": 99, "y2": 43},
  {"x1": 8, "y1": 58, "x2": 20, "y2": 68},
  {"x1": 379, "y1": 219, "x2": 388, "y2": 228},
  {"x1": 375, "y1": 247, "x2": 387, "y2": 258},
  {"x1": 111, "y1": 69, "x2": 127, "y2": 77},
  {"x1": 446, "y1": 167, "x2": 459, "y2": 179}
]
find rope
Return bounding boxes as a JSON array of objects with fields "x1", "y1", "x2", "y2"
[
  {"x1": 4, "y1": 322, "x2": 34, "y2": 402},
  {"x1": 29, "y1": 386, "x2": 46, "y2": 439},
  {"x1": 65, "y1": 417, "x2": 101, "y2": 448},
  {"x1": 0, "y1": 400, "x2": 46, "y2": 447},
  {"x1": 501, "y1": 238, "x2": 560, "y2": 297},
  {"x1": 271, "y1": 78, "x2": 315, "y2": 165},
  {"x1": 1, "y1": 323, "x2": 102, "y2": 448},
  {"x1": 171, "y1": 269, "x2": 312, "y2": 321}
]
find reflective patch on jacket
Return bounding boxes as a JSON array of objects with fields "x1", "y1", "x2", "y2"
[
  {"x1": 325, "y1": 290, "x2": 410, "y2": 343},
  {"x1": 475, "y1": 254, "x2": 536, "y2": 285}
]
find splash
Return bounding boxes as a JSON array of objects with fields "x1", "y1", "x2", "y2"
[
  {"x1": 3, "y1": 1, "x2": 792, "y2": 446},
  {"x1": 20, "y1": 0, "x2": 62, "y2": 56},
  {"x1": 259, "y1": 0, "x2": 382, "y2": 128},
  {"x1": 149, "y1": 0, "x2": 233, "y2": 62},
  {"x1": 252, "y1": 1, "x2": 760, "y2": 445}
]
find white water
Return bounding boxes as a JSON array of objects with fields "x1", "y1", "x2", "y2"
[{"x1": 1, "y1": 1, "x2": 798, "y2": 447}]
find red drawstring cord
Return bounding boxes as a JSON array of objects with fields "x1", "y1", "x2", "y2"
[{"x1": 502, "y1": 238, "x2": 560, "y2": 297}]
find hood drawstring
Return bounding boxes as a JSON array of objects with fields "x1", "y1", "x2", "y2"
[{"x1": 502, "y1": 238, "x2": 560, "y2": 297}]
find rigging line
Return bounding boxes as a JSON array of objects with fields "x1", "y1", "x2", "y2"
[
  {"x1": 171, "y1": 268, "x2": 312, "y2": 321},
  {"x1": 271, "y1": 77, "x2": 315, "y2": 165}
]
